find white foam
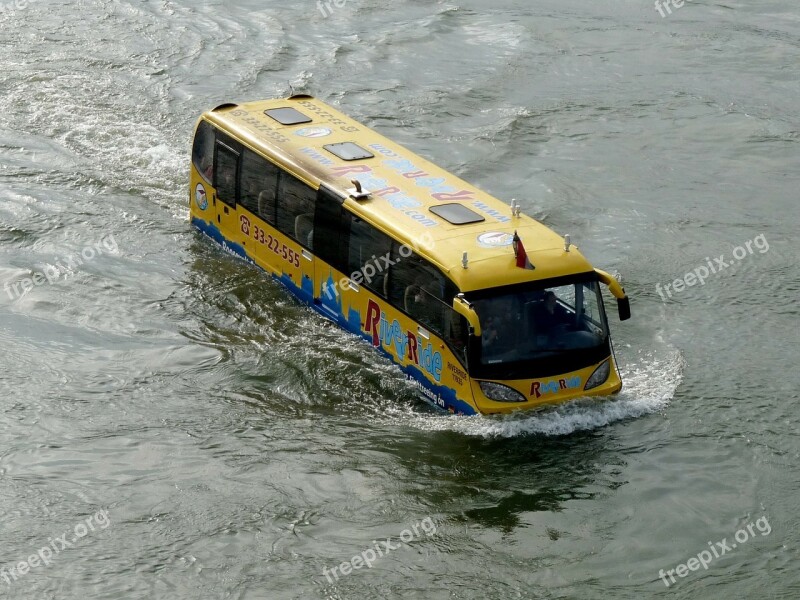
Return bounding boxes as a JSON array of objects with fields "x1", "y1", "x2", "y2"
[{"x1": 383, "y1": 348, "x2": 683, "y2": 438}]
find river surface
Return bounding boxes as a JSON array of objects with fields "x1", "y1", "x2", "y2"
[{"x1": 0, "y1": 1, "x2": 798, "y2": 598}]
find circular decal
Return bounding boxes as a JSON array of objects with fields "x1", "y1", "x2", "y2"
[
  {"x1": 294, "y1": 127, "x2": 332, "y2": 138},
  {"x1": 477, "y1": 231, "x2": 514, "y2": 248},
  {"x1": 195, "y1": 182, "x2": 208, "y2": 211}
]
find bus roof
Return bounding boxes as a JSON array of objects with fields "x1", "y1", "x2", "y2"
[{"x1": 204, "y1": 96, "x2": 595, "y2": 293}]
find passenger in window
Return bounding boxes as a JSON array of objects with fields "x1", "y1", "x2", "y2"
[
  {"x1": 446, "y1": 313, "x2": 467, "y2": 354},
  {"x1": 218, "y1": 163, "x2": 235, "y2": 194},
  {"x1": 258, "y1": 190, "x2": 275, "y2": 222},
  {"x1": 537, "y1": 291, "x2": 572, "y2": 338},
  {"x1": 406, "y1": 279, "x2": 441, "y2": 331},
  {"x1": 295, "y1": 213, "x2": 314, "y2": 247},
  {"x1": 482, "y1": 296, "x2": 517, "y2": 352},
  {"x1": 202, "y1": 160, "x2": 213, "y2": 181}
]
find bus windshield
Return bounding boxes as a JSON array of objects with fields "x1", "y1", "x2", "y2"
[{"x1": 471, "y1": 279, "x2": 610, "y2": 370}]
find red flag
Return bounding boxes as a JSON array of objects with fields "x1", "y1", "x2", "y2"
[{"x1": 512, "y1": 231, "x2": 534, "y2": 270}]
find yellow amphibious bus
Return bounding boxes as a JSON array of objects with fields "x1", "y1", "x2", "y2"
[{"x1": 189, "y1": 95, "x2": 631, "y2": 416}]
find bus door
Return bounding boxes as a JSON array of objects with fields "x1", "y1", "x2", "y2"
[
  {"x1": 312, "y1": 184, "x2": 349, "y2": 321},
  {"x1": 213, "y1": 140, "x2": 240, "y2": 239}
]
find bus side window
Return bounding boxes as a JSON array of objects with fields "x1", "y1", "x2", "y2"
[
  {"x1": 313, "y1": 185, "x2": 349, "y2": 274},
  {"x1": 444, "y1": 310, "x2": 468, "y2": 365},
  {"x1": 389, "y1": 250, "x2": 446, "y2": 335},
  {"x1": 240, "y1": 148, "x2": 279, "y2": 225},
  {"x1": 277, "y1": 174, "x2": 315, "y2": 249},
  {"x1": 214, "y1": 141, "x2": 239, "y2": 207},
  {"x1": 348, "y1": 217, "x2": 392, "y2": 297},
  {"x1": 191, "y1": 120, "x2": 215, "y2": 183}
]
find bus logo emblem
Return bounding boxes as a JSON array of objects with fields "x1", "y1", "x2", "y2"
[
  {"x1": 294, "y1": 127, "x2": 332, "y2": 138},
  {"x1": 477, "y1": 231, "x2": 514, "y2": 248},
  {"x1": 531, "y1": 376, "x2": 581, "y2": 398},
  {"x1": 195, "y1": 183, "x2": 208, "y2": 211}
]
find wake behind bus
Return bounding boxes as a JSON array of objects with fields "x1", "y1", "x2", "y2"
[{"x1": 188, "y1": 95, "x2": 631, "y2": 416}]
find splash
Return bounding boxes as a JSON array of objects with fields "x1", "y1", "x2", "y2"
[{"x1": 382, "y1": 348, "x2": 683, "y2": 438}]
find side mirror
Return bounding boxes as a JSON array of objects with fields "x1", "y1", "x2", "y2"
[
  {"x1": 617, "y1": 297, "x2": 631, "y2": 321},
  {"x1": 452, "y1": 296, "x2": 482, "y2": 337},
  {"x1": 595, "y1": 268, "x2": 631, "y2": 321}
]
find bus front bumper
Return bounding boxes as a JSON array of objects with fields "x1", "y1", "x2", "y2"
[{"x1": 471, "y1": 358, "x2": 622, "y2": 415}]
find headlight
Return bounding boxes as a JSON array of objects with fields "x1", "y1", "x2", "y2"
[
  {"x1": 584, "y1": 360, "x2": 611, "y2": 391},
  {"x1": 479, "y1": 381, "x2": 526, "y2": 403}
]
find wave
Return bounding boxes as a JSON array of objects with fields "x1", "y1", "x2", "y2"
[{"x1": 380, "y1": 346, "x2": 683, "y2": 438}]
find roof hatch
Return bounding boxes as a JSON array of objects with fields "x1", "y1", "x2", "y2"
[
  {"x1": 264, "y1": 107, "x2": 312, "y2": 125},
  {"x1": 429, "y1": 203, "x2": 485, "y2": 225},
  {"x1": 323, "y1": 142, "x2": 374, "y2": 161}
]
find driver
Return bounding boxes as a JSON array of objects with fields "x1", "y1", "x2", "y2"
[{"x1": 538, "y1": 291, "x2": 572, "y2": 338}]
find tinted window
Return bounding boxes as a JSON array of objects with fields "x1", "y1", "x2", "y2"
[
  {"x1": 192, "y1": 120, "x2": 215, "y2": 183},
  {"x1": 443, "y1": 308, "x2": 468, "y2": 365},
  {"x1": 313, "y1": 186, "x2": 349, "y2": 274},
  {"x1": 472, "y1": 281, "x2": 609, "y2": 367},
  {"x1": 277, "y1": 174, "x2": 315, "y2": 248},
  {"x1": 347, "y1": 217, "x2": 392, "y2": 296},
  {"x1": 389, "y1": 250, "x2": 447, "y2": 335},
  {"x1": 214, "y1": 142, "x2": 239, "y2": 207},
  {"x1": 383, "y1": 244, "x2": 467, "y2": 361},
  {"x1": 240, "y1": 148, "x2": 279, "y2": 224}
]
